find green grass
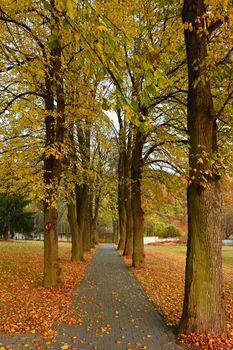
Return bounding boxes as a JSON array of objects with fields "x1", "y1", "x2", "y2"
[
  {"x1": 222, "y1": 246, "x2": 233, "y2": 269},
  {"x1": 146, "y1": 244, "x2": 233, "y2": 269}
]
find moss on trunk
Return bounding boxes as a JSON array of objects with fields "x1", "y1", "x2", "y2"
[{"x1": 179, "y1": 0, "x2": 225, "y2": 334}]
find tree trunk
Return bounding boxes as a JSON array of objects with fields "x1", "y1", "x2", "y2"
[
  {"x1": 76, "y1": 120, "x2": 91, "y2": 253},
  {"x1": 84, "y1": 206, "x2": 91, "y2": 251},
  {"x1": 43, "y1": 2, "x2": 65, "y2": 288},
  {"x1": 112, "y1": 220, "x2": 119, "y2": 245},
  {"x1": 123, "y1": 194, "x2": 133, "y2": 256},
  {"x1": 117, "y1": 115, "x2": 127, "y2": 250},
  {"x1": 3, "y1": 224, "x2": 9, "y2": 240},
  {"x1": 92, "y1": 217, "x2": 99, "y2": 246},
  {"x1": 67, "y1": 202, "x2": 81, "y2": 262},
  {"x1": 43, "y1": 206, "x2": 60, "y2": 287},
  {"x1": 123, "y1": 131, "x2": 133, "y2": 256},
  {"x1": 75, "y1": 184, "x2": 85, "y2": 259},
  {"x1": 179, "y1": 0, "x2": 225, "y2": 334},
  {"x1": 131, "y1": 128, "x2": 145, "y2": 267},
  {"x1": 117, "y1": 158, "x2": 126, "y2": 250},
  {"x1": 91, "y1": 185, "x2": 100, "y2": 246}
]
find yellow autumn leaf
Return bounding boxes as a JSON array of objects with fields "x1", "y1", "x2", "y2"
[
  {"x1": 60, "y1": 344, "x2": 69, "y2": 350},
  {"x1": 197, "y1": 157, "x2": 204, "y2": 164},
  {"x1": 54, "y1": 0, "x2": 64, "y2": 12},
  {"x1": 124, "y1": 105, "x2": 131, "y2": 122},
  {"x1": 95, "y1": 42, "x2": 103, "y2": 53},
  {"x1": 32, "y1": 124, "x2": 40, "y2": 131},
  {"x1": 74, "y1": 32, "x2": 80, "y2": 41},
  {"x1": 134, "y1": 118, "x2": 140, "y2": 127},
  {"x1": 97, "y1": 25, "x2": 108, "y2": 31},
  {"x1": 66, "y1": 0, "x2": 76, "y2": 20}
]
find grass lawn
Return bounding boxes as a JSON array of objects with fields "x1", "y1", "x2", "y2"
[
  {"x1": 0, "y1": 240, "x2": 92, "y2": 336},
  {"x1": 129, "y1": 245, "x2": 233, "y2": 350}
]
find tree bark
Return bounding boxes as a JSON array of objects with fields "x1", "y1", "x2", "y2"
[
  {"x1": 91, "y1": 185, "x2": 100, "y2": 246},
  {"x1": 66, "y1": 124, "x2": 81, "y2": 261},
  {"x1": 179, "y1": 0, "x2": 225, "y2": 334},
  {"x1": 84, "y1": 205, "x2": 91, "y2": 251},
  {"x1": 117, "y1": 112, "x2": 127, "y2": 250},
  {"x1": 67, "y1": 201, "x2": 81, "y2": 262},
  {"x1": 43, "y1": 1, "x2": 64, "y2": 288},
  {"x1": 76, "y1": 120, "x2": 91, "y2": 253},
  {"x1": 112, "y1": 220, "x2": 119, "y2": 245},
  {"x1": 131, "y1": 128, "x2": 145, "y2": 267},
  {"x1": 123, "y1": 130, "x2": 133, "y2": 256},
  {"x1": 117, "y1": 154, "x2": 126, "y2": 250},
  {"x1": 43, "y1": 206, "x2": 60, "y2": 287},
  {"x1": 75, "y1": 183, "x2": 86, "y2": 259},
  {"x1": 3, "y1": 224, "x2": 9, "y2": 240}
]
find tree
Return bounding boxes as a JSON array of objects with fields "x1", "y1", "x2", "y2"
[
  {"x1": 87, "y1": 0, "x2": 187, "y2": 266},
  {"x1": 0, "y1": 194, "x2": 34, "y2": 240},
  {"x1": 178, "y1": 0, "x2": 231, "y2": 334},
  {"x1": 0, "y1": 0, "x2": 67, "y2": 287}
]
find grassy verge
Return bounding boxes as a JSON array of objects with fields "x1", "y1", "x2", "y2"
[
  {"x1": 124, "y1": 245, "x2": 233, "y2": 350},
  {"x1": 0, "y1": 240, "x2": 93, "y2": 336}
]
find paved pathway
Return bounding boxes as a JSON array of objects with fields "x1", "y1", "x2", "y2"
[{"x1": 0, "y1": 244, "x2": 181, "y2": 349}]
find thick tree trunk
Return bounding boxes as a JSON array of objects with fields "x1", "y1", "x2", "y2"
[
  {"x1": 43, "y1": 2, "x2": 65, "y2": 288},
  {"x1": 67, "y1": 202, "x2": 81, "y2": 262},
  {"x1": 43, "y1": 206, "x2": 60, "y2": 287},
  {"x1": 131, "y1": 128, "x2": 145, "y2": 267},
  {"x1": 43, "y1": 104, "x2": 62, "y2": 287},
  {"x1": 179, "y1": 0, "x2": 225, "y2": 334}
]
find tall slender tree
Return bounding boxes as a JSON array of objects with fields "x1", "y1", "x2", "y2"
[{"x1": 179, "y1": 0, "x2": 227, "y2": 334}]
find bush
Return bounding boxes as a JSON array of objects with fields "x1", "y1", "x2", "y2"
[
  {"x1": 223, "y1": 208, "x2": 233, "y2": 239},
  {"x1": 144, "y1": 217, "x2": 183, "y2": 238},
  {"x1": 144, "y1": 219, "x2": 166, "y2": 236},
  {"x1": 158, "y1": 224, "x2": 182, "y2": 238}
]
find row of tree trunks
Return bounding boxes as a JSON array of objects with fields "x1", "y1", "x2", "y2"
[
  {"x1": 116, "y1": 119, "x2": 145, "y2": 267},
  {"x1": 115, "y1": 0, "x2": 225, "y2": 337},
  {"x1": 66, "y1": 117, "x2": 102, "y2": 263}
]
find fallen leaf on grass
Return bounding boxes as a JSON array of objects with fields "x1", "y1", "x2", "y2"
[
  {"x1": 0, "y1": 241, "x2": 94, "y2": 336},
  {"x1": 123, "y1": 245, "x2": 233, "y2": 350}
]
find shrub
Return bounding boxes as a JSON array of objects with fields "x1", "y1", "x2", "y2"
[
  {"x1": 223, "y1": 208, "x2": 233, "y2": 239},
  {"x1": 158, "y1": 224, "x2": 182, "y2": 238},
  {"x1": 144, "y1": 219, "x2": 166, "y2": 236}
]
